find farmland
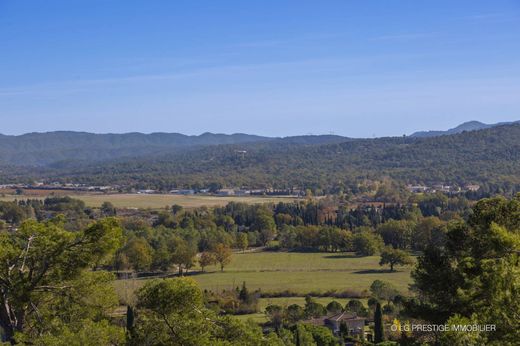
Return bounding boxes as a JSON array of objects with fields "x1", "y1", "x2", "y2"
[
  {"x1": 0, "y1": 191, "x2": 301, "y2": 209},
  {"x1": 114, "y1": 251, "x2": 413, "y2": 302}
]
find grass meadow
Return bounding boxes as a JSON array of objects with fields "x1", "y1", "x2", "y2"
[
  {"x1": 114, "y1": 251, "x2": 413, "y2": 304},
  {"x1": 0, "y1": 191, "x2": 301, "y2": 209}
]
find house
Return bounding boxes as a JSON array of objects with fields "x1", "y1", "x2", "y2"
[
  {"x1": 234, "y1": 189, "x2": 250, "y2": 196},
  {"x1": 465, "y1": 184, "x2": 480, "y2": 192},
  {"x1": 304, "y1": 312, "x2": 366, "y2": 337},
  {"x1": 406, "y1": 185, "x2": 428, "y2": 193},
  {"x1": 137, "y1": 189, "x2": 156, "y2": 194},
  {"x1": 325, "y1": 312, "x2": 366, "y2": 336},
  {"x1": 170, "y1": 189, "x2": 195, "y2": 195}
]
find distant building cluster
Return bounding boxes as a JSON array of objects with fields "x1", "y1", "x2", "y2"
[
  {"x1": 0, "y1": 181, "x2": 307, "y2": 197},
  {"x1": 0, "y1": 182, "x2": 115, "y2": 192},
  {"x1": 406, "y1": 184, "x2": 480, "y2": 194}
]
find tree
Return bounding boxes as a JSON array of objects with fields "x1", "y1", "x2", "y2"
[
  {"x1": 198, "y1": 251, "x2": 216, "y2": 272},
  {"x1": 379, "y1": 246, "x2": 413, "y2": 272},
  {"x1": 133, "y1": 278, "x2": 285, "y2": 345},
  {"x1": 346, "y1": 300, "x2": 366, "y2": 316},
  {"x1": 370, "y1": 280, "x2": 398, "y2": 304},
  {"x1": 410, "y1": 195, "x2": 520, "y2": 344},
  {"x1": 286, "y1": 304, "x2": 305, "y2": 324},
  {"x1": 339, "y1": 321, "x2": 349, "y2": 342},
  {"x1": 171, "y1": 204, "x2": 183, "y2": 215},
  {"x1": 213, "y1": 243, "x2": 232, "y2": 272},
  {"x1": 126, "y1": 305, "x2": 136, "y2": 339},
  {"x1": 294, "y1": 323, "x2": 316, "y2": 346},
  {"x1": 236, "y1": 232, "x2": 249, "y2": 252},
  {"x1": 238, "y1": 281, "x2": 251, "y2": 304},
  {"x1": 169, "y1": 236, "x2": 197, "y2": 275},
  {"x1": 134, "y1": 277, "x2": 211, "y2": 345},
  {"x1": 265, "y1": 304, "x2": 284, "y2": 331},
  {"x1": 326, "y1": 301, "x2": 343, "y2": 314},
  {"x1": 304, "y1": 324, "x2": 338, "y2": 346},
  {"x1": 377, "y1": 219, "x2": 415, "y2": 250},
  {"x1": 253, "y1": 211, "x2": 276, "y2": 245},
  {"x1": 353, "y1": 230, "x2": 383, "y2": 256},
  {"x1": 412, "y1": 216, "x2": 446, "y2": 250},
  {"x1": 100, "y1": 201, "x2": 117, "y2": 216},
  {"x1": 124, "y1": 237, "x2": 153, "y2": 271},
  {"x1": 374, "y1": 302, "x2": 384, "y2": 343},
  {"x1": 304, "y1": 296, "x2": 326, "y2": 318},
  {"x1": 0, "y1": 217, "x2": 123, "y2": 343}
]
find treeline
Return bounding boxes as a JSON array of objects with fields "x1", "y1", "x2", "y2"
[{"x1": 1, "y1": 193, "x2": 469, "y2": 265}]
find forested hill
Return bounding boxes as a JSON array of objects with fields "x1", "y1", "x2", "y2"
[
  {"x1": 0, "y1": 131, "x2": 349, "y2": 166},
  {"x1": 410, "y1": 120, "x2": 520, "y2": 137},
  {"x1": 6, "y1": 124, "x2": 519, "y2": 192}
]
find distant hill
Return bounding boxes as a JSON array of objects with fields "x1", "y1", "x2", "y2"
[
  {"x1": 4, "y1": 124, "x2": 519, "y2": 193},
  {"x1": 0, "y1": 131, "x2": 349, "y2": 166},
  {"x1": 410, "y1": 120, "x2": 520, "y2": 138}
]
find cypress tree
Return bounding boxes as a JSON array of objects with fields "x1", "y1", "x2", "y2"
[
  {"x1": 374, "y1": 302, "x2": 384, "y2": 343},
  {"x1": 239, "y1": 281, "x2": 249, "y2": 303},
  {"x1": 126, "y1": 305, "x2": 135, "y2": 339}
]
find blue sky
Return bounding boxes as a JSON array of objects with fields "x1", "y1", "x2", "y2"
[{"x1": 1, "y1": 1, "x2": 519, "y2": 137}]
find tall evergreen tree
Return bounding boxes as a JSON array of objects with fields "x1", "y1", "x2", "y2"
[
  {"x1": 239, "y1": 281, "x2": 249, "y2": 303},
  {"x1": 374, "y1": 302, "x2": 384, "y2": 343},
  {"x1": 126, "y1": 305, "x2": 135, "y2": 339}
]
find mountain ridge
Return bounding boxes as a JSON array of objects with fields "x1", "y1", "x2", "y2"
[{"x1": 410, "y1": 120, "x2": 520, "y2": 137}]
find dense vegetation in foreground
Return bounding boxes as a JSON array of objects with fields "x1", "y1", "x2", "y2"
[
  {"x1": 0, "y1": 192, "x2": 519, "y2": 344},
  {"x1": 2, "y1": 125, "x2": 520, "y2": 195}
]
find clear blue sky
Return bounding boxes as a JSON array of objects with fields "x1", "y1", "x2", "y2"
[{"x1": 1, "y1": 1, "x2": 519, "y2": 137}]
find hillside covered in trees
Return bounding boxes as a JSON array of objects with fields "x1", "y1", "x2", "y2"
[
  {"x1": 0, "y1": 124, "x2": 520, "y2": 193},
  {"x1": 3, "y1": 124, "x2": 519, "y2": 194}
]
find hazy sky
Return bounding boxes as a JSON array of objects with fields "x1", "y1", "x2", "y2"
[{"x1": 1, "y1": 1, "x2": 520, "y2": 137}]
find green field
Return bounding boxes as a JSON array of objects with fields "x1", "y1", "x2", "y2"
[
  {"x1": 0, "y1": 192, "x2": 301, "y2": 209},
  {"x1": 114, "y1": 251, "x2": 413, "y2": 302}
]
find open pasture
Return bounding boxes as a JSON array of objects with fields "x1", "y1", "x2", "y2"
[
  {"x1": 0, "y1": 192, "x2": 301, "y2": 209},
  {"x1": 114, "y1": 251, "x2": 413, "y2": 302}
]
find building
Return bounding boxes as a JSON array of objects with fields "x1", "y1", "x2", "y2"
[
  {"x1": 304, "y1": 312, "x2": 366, "y2": 337},
  {"x1": 465, "y1": 184, "x2": 480, "y2": 192},
  {"x1": 170, "y1": 189, "x2": 195, "y2": 195},
  {"x1": 324, "y1": 312, "x2": 366, "y2": 336},
  {"x1": 406, "y1": 185, "x2": 429, "y2": 193},
  {"x1": 234, "y1": 189, "x2": 251, "y2": 196},
  {"x1": 217, "y1": 188, "x2": 235, "y2": 196},
  {"x1": 137, "y1": 189, "x2": 156, "y2": 194}
]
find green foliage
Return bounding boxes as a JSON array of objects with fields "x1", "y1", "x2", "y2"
[
  {"x1": 303, "y1": 324, "x2": 339, "y2": 346},
  {"x1": 326, "y1": 301, "x2": 343, "y2": 314},
  {"x1": 213, "y1": 243, "x2": 232, "y2": 272},
  {"x1": 17, "y1": 319, "x2": 125, "y2": 346},
  {"x1": 0, "y1": 218, "x2": 122, "y2": 339},
  {"x1": 379, "y1": 246, "x2": 413, "y2": 271},
  {"x1": 304, "y1": 296, "x2": 327, "y2": 318},
  {"x1": 294, "y1": 324, "x2": 316, "y2": 346},
  {"x1": 345, "y1": 300, "x2": 366, "y2": 316},
  {"x1": 122, "y1": 237, "x2": 153, "y2": 271},
  {"x1": 410, "y1": 195, "x2": 520, "y2": 344},
  {"x1": 370, "y1": 280, "x2": 398, "y2": 303},
  {"x1": 133, "y1": 277, "x2": 284, "y2": 345},
  {"x1": 353, "y1": 230, "x2": 384, "y2": 256},
  {"x1": 377, "y1": 220, "x2": 415, "y2": 249},
  {"x1": 0, "y1": 218, "x2": 123, "y2": 342},
  {"x1": 374, "y1": 302, "x2": 384, "y2": 343}
]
